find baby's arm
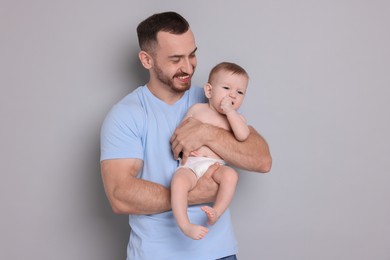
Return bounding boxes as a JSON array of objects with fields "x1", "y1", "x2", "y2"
[
  {"x1": 225, "y1": 111, "x2": 249, "y2": 141},
  {"x1": 221, "y1": 97, "x2": 250, "y2": 141}
]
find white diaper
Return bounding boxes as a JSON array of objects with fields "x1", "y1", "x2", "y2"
[{"x1": 179, "y1": 156, "x2": 225, "y2": 178}]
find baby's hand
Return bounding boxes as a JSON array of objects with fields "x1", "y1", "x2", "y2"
[{"x1": 220, "y1": 96, "x2": 234, "y2": 114}]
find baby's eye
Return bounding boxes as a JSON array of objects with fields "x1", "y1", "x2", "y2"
[
  {"x1": 222, "y1": 86, "x2": 230, "y2": 90},
  {"x1": 238, "y1": 91, "x2": 245, "y2": 95}
]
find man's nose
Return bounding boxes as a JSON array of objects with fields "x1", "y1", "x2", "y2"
[{"x1": 180, "y1": 58, "x2": 194, "y2": 74}]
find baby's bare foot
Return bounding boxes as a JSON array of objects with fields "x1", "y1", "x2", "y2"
[
  {"x1": 182, "y1": 223, "x2": 209, "y2": 240},
  {"x1": 201, "y1": 206, "x2": 219, "y2": 225}
]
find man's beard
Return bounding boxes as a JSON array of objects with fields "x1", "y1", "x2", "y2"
[{"x1": 154, "y1": 63, "x2": 192, "y2": 93}]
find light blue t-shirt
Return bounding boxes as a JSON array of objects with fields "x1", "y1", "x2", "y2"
[{"x1": 100, "y1": 85, "x2": 238, "y2": 260}]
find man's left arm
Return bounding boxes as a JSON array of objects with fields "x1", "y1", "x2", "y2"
[{"x1": 170, "y1": 117, "x2": 272, "y2": 173}]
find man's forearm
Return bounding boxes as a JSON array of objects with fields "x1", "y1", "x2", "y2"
[
  {"x1": 170, "y1": 117, "x2": 272, "y2": 172},
  {"x1": 111, "y1": 177, "x2": 217, "y2": 214},
  {"x1": 112, "y1": 178, "x2": 172, "y2": 215},
  {"x1": 101, "y1": 159, "x2": 172, "y2": 215},
  {"x1": 205, "y1": 125, "x2": 272, "y2": 173}
]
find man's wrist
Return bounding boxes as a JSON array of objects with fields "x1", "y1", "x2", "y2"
[
  {"x1": 202, "y1": 124, "x2": 217, "y2": 145},
  {"x1": 206, "y1": 123, "x2": 227, "y2": 140}
]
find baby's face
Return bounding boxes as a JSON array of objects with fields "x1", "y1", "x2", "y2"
[{"x1": 207, "y1": 70, "x2": 248, "y2": 113}]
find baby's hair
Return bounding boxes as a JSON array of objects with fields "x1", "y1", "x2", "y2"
[{"x1": 208, "y1": 62, "x2": 249, "y2": 84}]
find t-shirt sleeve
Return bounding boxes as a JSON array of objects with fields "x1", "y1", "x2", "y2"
[{"x1": 100, "y1": 103, "x2": 144, "y2": 161}]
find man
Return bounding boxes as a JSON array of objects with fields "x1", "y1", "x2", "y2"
[{"x1": 100, "y1": 11, "x2": 272, "y2": 260}]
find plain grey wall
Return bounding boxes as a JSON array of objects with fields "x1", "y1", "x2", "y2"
[{"x1": 1, "y1": 0, "x2": 389, "y2": 259}]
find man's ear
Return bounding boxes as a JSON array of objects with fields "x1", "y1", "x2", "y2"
[
  {"x1": 204, "y1": 83, "x2": 212, "y2": 99},
  {"x1": 138, "y1": 51, "x2": 153, "y2": 69}
]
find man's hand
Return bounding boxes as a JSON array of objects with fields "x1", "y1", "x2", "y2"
[
  {"x1": 188, "y1": 163, "x2": 220, "y2": 205},
  {"x1": 170, "y1": 117, "x2": 210, "y2": 165}
]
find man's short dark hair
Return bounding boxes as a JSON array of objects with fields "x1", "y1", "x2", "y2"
[{"x1": 137, "y1": 12, "x2": 190, "y2": 52}]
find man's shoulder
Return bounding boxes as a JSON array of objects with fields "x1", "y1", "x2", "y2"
[
  {"x1": 104, "y1": 87, "x2": 146, "y2": 123},
  {"x1": 117, "y1": 86, "x2": 145, "y2": 106}
]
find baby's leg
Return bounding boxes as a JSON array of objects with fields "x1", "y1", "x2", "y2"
[
  {"x1": 171, "y1": 168, "x2": 209, "y2": 240},
  {"x1": 201, "y1": 165, "x2": 238, "y2": 225}
]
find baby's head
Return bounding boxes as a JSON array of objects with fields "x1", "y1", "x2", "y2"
[{"x1": 205, "y1": 62, "x2": 249, "y2": 113}]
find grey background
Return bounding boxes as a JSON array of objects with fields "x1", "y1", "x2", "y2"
[{"x1": 1, "y1": 0, "x2": 389, "y2": 259}]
